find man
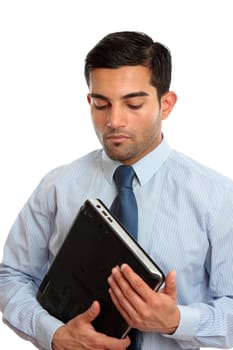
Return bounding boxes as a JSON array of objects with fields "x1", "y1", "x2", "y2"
[{"x1": 0, "y1": 31, "x2": 233, "y2": 350}]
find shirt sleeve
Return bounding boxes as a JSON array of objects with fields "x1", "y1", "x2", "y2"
[
  {"x1": 0, "y1": 173, "x2": 64, "y2": 350},
  {"x1": 163, "y1": 184, "x2": 233, "y2": 348}
]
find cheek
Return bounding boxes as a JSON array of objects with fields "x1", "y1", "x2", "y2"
[
  {"x1": 91, "y1": 115, "x2": 105, "y2": 137},
  {"x1": 137, "y1": 111, "x2": 158, "y2": 130},
  {"x1": 138, "y1": 112, "x2": 161, "y2": 136}
]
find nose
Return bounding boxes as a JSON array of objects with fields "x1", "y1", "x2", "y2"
[{"x1": 106, "y1": 105, "x2": 127, "y2": 129}]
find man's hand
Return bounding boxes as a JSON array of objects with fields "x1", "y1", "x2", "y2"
[
  {"x1": 108, "y1": 264, "x2": 180, "y2": 335},
  {"x1": 52, "y1": 300, "x2": 130, "y2": 350}
]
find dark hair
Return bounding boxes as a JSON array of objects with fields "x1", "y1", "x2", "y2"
[{"x1": 84, "y1": 31, "x2": 172, "y2": 99}]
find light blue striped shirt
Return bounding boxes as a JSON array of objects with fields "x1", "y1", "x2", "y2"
[{"x1": 1, "y1": 137, "x2": 233, "y2": 349}]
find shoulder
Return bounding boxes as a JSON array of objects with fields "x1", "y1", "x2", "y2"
[
  {"x1": 36, "y1": 149, "x2": 103, "y2": 192},
  {"x1": 168, "y1": 149, "x2": 233, "y2": 193}
]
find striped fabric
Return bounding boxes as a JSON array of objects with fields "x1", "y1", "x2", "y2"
[{"x1": 0, "y1": 136, "x2": 233, "y2": 349}]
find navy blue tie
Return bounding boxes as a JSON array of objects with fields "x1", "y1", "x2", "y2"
[
  {"x1": 110, "y1": 165, "x2": 138, "y2": 349},
  {"x1": 110, "y1": 165, "x2": 138, "y2": 240}
]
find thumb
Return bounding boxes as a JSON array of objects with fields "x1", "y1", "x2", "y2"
[
  {"x1": 82, "y1": 300, "x2": 101, "y2": 323},
  {"x1": 164, "y1": 271, "x2": 177, "y2": 300}
]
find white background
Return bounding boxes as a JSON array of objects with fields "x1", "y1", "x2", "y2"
[{"x1": 0, "y1": 1, "x2": 233, "y2": 349}]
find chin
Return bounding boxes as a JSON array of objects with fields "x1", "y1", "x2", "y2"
[
  {"x1": 106, "y1": 151, "x2": 133, "y2": 164},
  {"x1": 105, "y1": 149, "x2": 125, "y2": 161},
  {"x1": 104, "y1": 143, "x2": 137, "y2": 162}
]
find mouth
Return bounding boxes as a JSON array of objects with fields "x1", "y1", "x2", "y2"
[{"x1": 106, "y1": 133, "x2": 130, "y2": 143}]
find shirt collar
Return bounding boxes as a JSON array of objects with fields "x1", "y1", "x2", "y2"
[{"x1": 101, "y1": 135, "x2": 171, "y2": 186}]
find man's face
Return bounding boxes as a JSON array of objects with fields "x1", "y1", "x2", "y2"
[{"x1": 87, "y1": 65, "x2": 176, "y2": 165}]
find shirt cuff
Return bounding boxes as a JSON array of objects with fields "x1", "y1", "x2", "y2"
[
  {"x1": 36, "y1": 312, "x2": 64, "y2": 350},
  {"x1": 164, "y1": 305, "x2": 201, "y2": 341}
]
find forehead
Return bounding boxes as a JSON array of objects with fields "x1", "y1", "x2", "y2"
[{"x1": 89, "y1": 66, "x2": 154, "y2": 97}]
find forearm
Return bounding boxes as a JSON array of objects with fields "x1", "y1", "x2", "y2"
[
  {"x1": 0, "y1": 264, "x2": 64, "y2": 350},
  {"x1": 164, "y1": 299, "x2": 233, "y2": 348}
]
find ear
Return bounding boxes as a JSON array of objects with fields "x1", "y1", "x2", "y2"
[
  {"x1": 160, "y1": 91, "x2": 177, "y2": 121},
  {"x1": 87, "y1": 94, "x2": 92, "y2": 105}
]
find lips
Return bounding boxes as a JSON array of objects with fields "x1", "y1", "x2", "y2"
[{"x1": 106, "y1": 134, "x2": 130, "y2": 143}]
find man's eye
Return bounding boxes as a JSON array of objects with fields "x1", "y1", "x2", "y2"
[
  {"x1": 92, "y1": 98, "x2": 111, "y2": 110},
  {"x1": 128, "y1": 104, "x2": 143, "y2": 110},
  {"x1": 94, "y1": 104, "x2": 110, "y2": 110}
]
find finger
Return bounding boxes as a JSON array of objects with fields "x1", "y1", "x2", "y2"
[
  {"x1": 102, "y1": 334, "x2": 131, "y2": 350},
  {"x1": 120, "y1": 264, "x2": 154, "y2": 299},
  {"x1": 108, "y1": 270, "x2": 135, "y2": 318},
  {"x1": 164, "y1": 271, "x2": 177, "y2": 300},
  {"x1": 81, "y1": 300, "x2": 101, "y2": 323},
  {"x1": 110, "y1": 265, "x2": 143, "y2": 302},
  {"x1": 108, "y1": 284, "x2": 134, "y2": 325},
  {"x1": 108, "y1": 267, "x2": 147, "y2": 326}
]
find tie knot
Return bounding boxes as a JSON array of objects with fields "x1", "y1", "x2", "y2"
[{"x1": 113, "y1": 165, "x2": 135, "y2": 189}]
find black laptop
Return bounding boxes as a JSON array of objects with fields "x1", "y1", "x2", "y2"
[{"x1": 37, "y1": 198, "x2": 164, "y2": 339}]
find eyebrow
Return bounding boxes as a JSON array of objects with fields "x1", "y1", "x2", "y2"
[{"x1": 88, "y1": 91, "x2": 150, "y2": 101}]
